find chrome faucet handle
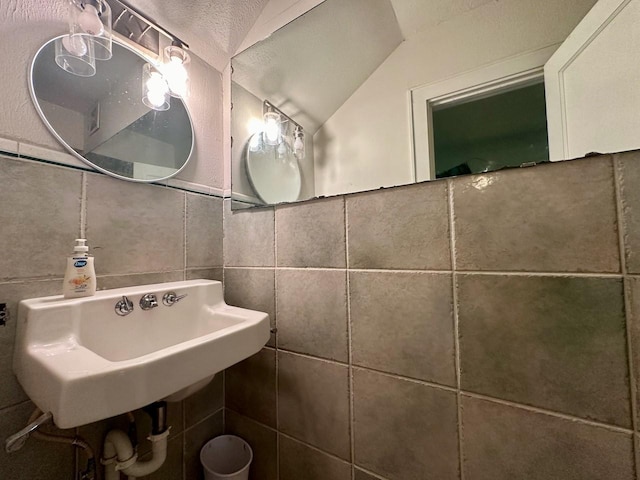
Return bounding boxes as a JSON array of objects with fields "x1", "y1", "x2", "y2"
[
  {"x1": 162, "y1": 291, "x2": 187, "y2": 307},
  {"x1": 115, "y1": 296, "x2": 134, "y2": 316},
  {"x1": 140, "y1": 293, "x2": 159, "y2": 311}
]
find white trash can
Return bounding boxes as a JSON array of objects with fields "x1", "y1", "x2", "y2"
[{"x1": 200, "y1": 435, "x2": 253, "y2": 480}]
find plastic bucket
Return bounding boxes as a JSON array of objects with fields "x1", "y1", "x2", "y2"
[{"x1": 200, "y1": 435, "x2": 253, "y2": 480}]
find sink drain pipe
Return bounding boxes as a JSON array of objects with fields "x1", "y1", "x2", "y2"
[{"x1": 102, "y1": 402, "x2": 170, "y2": 480}]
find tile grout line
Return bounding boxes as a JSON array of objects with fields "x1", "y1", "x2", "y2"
[
  {"x1": 225, "y1": 266, "x2": 625, "y2": 278},
  {"x1": 226, "y1": 393, "x2": 632, "y2": 478},
  {"x1": 448, "y1": 179, "x2": 465, "y2": 480},
  {"x1": 273, "y1": 206, "x2": 280, "y2": 480},
  {"x1": 462, "y1": 390, "x2": 634, "y2": 435},
  {"x1": 182, "y1": 407, "x2": 225, "y2": 434},
  {"x1": 183, "y1": 193, "x2": 188, "y2": 281},
  {"x1": 278, "y1": 430, "x2": 352, "y2": 466},
  {"x1": 80, "y1": 172, "x2": 87, "y2": 239},
  {"x1": 612, "y1": 155, "x2": 640, "y2": 480},
  {"x1": 258, "y1": 347, "x2": 637, "y2": 436},
  {"x1": 345, "y1": 197, "x2": 356, "y2": 480}
]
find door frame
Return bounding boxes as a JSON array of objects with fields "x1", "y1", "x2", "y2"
[
  {"x1": 544, "y1": 0, "x2": 634, "y2": 160},
  {"x1": 411, "y1": 45, "x2": 557, "y2": 182}
]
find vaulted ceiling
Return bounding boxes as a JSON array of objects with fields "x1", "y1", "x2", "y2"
[
  {"x1": 123, "y1": 0, "x2": 497, "y2": 73},
  {"x1": 126, "y1": 0, "x2": 272, "y2": 71}
]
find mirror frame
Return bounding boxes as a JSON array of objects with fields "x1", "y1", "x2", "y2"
[{"x1": 29, "y1": 35, "x2": 196, "y2": 183}]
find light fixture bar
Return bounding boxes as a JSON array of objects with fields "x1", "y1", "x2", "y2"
[
  {"x1": 113, "y1": 0, "x2": 189, "y2": 49},
  {"x1": 263, "y1": 100, "x2": 303, "y2": 131}
]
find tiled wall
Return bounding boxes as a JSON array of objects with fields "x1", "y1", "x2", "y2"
[
  {"x1": 223, "y1": 151, "x2": 640, "y2": 480},
  {"x1": 0, "y1": 155, "x2": 225, "y2": 479}
]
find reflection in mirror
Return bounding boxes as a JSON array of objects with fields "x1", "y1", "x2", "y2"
[
  {"x1": 30, "y1": 36, "x2": 194, "y2": 182},
  {"x1": 231, "y1": 0, "x2": 640, "y2": 208},
  {"x1": 432, "y1": 81, "x2": 548, "y2": 178}
]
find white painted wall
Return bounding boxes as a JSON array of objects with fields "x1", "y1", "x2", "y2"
[
  {"x1": 0, "y1": 0, "x2": 224, "y2": 191},
  {"x1": 236, "y1": 0, "x2": 324, "y2": 54},
  {"x1": 313, "y1": 0, "x2": 598, "y2": 197}
]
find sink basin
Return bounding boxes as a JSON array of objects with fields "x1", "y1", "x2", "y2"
[{"x1": 13, "y1": 279, "x2": 269, "y2": 428}]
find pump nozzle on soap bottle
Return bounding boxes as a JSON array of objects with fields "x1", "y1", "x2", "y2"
[{"x1": 63, "y1": 238, "x2": 96, "y2": 298}]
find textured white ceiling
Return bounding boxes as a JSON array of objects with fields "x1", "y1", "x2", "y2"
[
  {"x1": 125, "y1": 0, "x2": 271, "y2": 71},
  {"x1": 232, "y1": 0, "x2": 403, "y2": 133},
  {"x1": 390, "y1": 0, "x2": 495, "y2": 39}
]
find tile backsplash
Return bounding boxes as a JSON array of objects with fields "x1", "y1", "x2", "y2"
[
  {"x1": 3, "y1": 150, "x2": 640, "y2": 480},
  {"x1": 0, "y1": 155, "x2": 224, "y2": 480},
  {"x1": 223, "y1": 151, "x2": 640, "y2": 480}
]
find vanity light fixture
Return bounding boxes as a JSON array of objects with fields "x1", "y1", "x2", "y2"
[
  {"x1": 78, "y1": 0, "x2": 112, "y2": 60},
  {"x1": 142, "y1": 63, "x2": 170, "y2": 111},
  {"x1": 293, "y1": 125, "x2": 305, "y2": 160},
  {"x1": 55, "y1": 34, "x2": 96, "y2": 77},
  {"x1": 263, "y1": 110, "x2": 282, "y2": 146},
  {"x1": 262, "y1": 100, "x2": 305, "y2": 158},
  {"x1": 56, "y1": 0, "x2": 111, "y2": 76},
  {"x1": 163, "y1": 40, "x2": 191, "y2": 98}
]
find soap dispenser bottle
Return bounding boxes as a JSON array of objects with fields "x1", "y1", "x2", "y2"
[{"x1": 63, "y1": 239, "x2": 97, "y2": 298}]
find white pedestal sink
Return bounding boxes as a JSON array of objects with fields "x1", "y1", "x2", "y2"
[{"x1": 13, "y1": 279, "x2": 269, "y2": 428}]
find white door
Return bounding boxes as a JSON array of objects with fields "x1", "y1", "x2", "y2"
[{"x1": 545, "y1": 0, "x2": 640, "y2": 161}]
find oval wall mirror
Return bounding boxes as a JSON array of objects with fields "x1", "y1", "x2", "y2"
[
  {"x1": 30, "y1": 35, "x2": 194, "y2": 182},
  {"x1": 245, "y1": 132, "x2": 302, "y2": 204}
]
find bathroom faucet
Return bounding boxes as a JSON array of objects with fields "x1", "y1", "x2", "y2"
[
  {"x1": 115, "y1": 296, "x2": 134, "y2": 316},
  {"x1": 162, "y1": 291, "x2": 187, "y2": 306},
  {"x1": 140, "y1": 294, "x2": 159, "y2": 311}
]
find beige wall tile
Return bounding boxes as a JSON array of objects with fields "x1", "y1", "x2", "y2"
[
  {"x1": 184, "y1": 373, "x2": 224, "y2": 428},
  {"x1": 86, "y1": 174, "x2": 185, "y2": 275},
  {"x1": 461, "y1": 396, "x2": 634, "y2": 480},
  {"x1": 355, "y1": 469, "x2": 385, "y2": 480},
  {"x1": 278, "y1": 352, "x2": 350, "y2": 460},
  {"x1": 224, "y1": 268, "x2": 276, "y2": 346},
  {"x1": 279, "y1": 435, "x2": 351, "y2": 480},
  {"x1": 353, "y1": 369, "x2": 459, "y2": 480},
  {"x1": 624, "y1": 276, "x2": 640, "y2": 428},
  {"x1": 452, "y1": 157, "x2": 620, "y2": 272},
  {"x1": 347, "y1": 181, "x2": 451, "y2": 270},
  {"x1": 224, "y1": 200, "x2": 275, "y2": 267},
  {"x1": 97, "y1": 271, "x2": 184, "y2": 290},
  {"x1": 186, "y1": 268, "x2": 223, "y2": 281},
  {"x1": 276, "y1": 269, "x2": 348, "y2": 362},
  {"x1": 1, "y1": 158, "x2": 82, "y2": 281},
  {"x1": 616, "y1": 151, "x2": 640, "y2": 273},
  {"x1": 226, "y1": 348, "x2": 277, "y2": 428},
  {"x1": 458, "y1": 274, "x2": 630, "y2": 427},
  {"x1": 186, "y1": 193, "x2": 223, "y2": 268},
  {"x1": 225, "y1": 410, "x2": 277, "y2": 480},
  {"x1": 350, "y1": 271, "x2": 455, "y2": 386},
  {"x1": 276, "y1": 197, "x2": 346, "y2": 268}
]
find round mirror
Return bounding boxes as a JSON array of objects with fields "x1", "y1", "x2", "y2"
[
  {"x1": 30, "y1": 35, "x2": 194, "y2": 182},
  {"x1": 245, "y1": 133, "x2": 302, "y2": 204}
]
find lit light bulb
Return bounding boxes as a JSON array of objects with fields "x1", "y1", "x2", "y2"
[
  {"x1": 142, "y1": 64, "x2": 170, "y2": 111},
  {"x1": 146, "y1": 72, "x2": 169, "y2": 108},
  {"x1": 263, "y1": 112, "x2": 281, "y2": 146},
  {"x1": 162, "y1": 55, "x2": 189, "y2": 98},
  {"x1": 247, "y1": 117, "x2": 264, "y2": 136},
  {"x1": 61, "y1": 34, "x2": 88, "y2": 57},
  {"x1": 277, "y1": 141, "x2": 287, "y2": 160},
  {"x1": 293, "y1": 126, "x2": 305, "y2": 160},
  {"x1": 78, "y1": 4, "x2": 104, "y2": 36}
]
